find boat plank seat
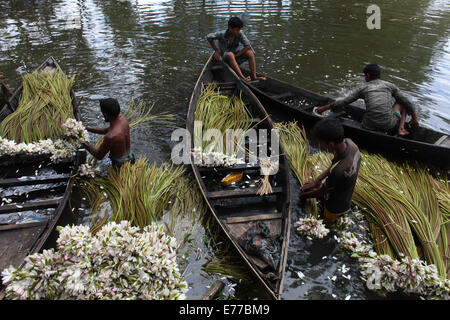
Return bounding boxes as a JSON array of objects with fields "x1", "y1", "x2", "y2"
[
  {"x1": 0, "y1": 221, "x2": 47, "y2": 232},
  {"x1": 197, "y1": 163, "x2": 260, "y2": 172},
  {"x1": 434, "y1": 135, "x2": 449, "y2": 146},
  {"x1": 207, "y1": 187, "x2": 282, "y2": 199},
  {"x1": 226, "y1": 213, "x2": 282, "y2": 224},
  {"x1": 216, "y1": 82, "x2": 236, "y2": 87},
  {"x1": 0, "y1": 222, "x2": 47, "y2": 272},
  {"x1": 211, "y1": 65, "x2": 223, "y2": 71},
  {"x1": 0, "y1": 174, "x2": 70, "y2": 188},
  {"x1": 0, "y1": 197, "x2": 62, "y2": 214}
]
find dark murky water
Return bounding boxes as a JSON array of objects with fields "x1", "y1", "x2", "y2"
[{"x1": 1, "y1": 0, "x2": 449, "y2": 300}]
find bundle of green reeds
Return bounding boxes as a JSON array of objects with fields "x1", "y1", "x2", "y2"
[
  {"x1": 194, "y1": 83, "x2": 253, "y2": 154},
  {"x1": 81, "y1": 157, "x2": 207, "y2": 235},
  {"x1": 274, "y1": 122, "x2": 319, "y2": 217},
  {"x1": 0, "y1": 70, "x2": 75, "y2": 143}
]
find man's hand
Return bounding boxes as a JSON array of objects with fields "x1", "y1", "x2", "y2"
[
  {"x1": 300, "y1": 181, "x2": 319, "y2": 192},
  {"x1": 407, "y1": 114, "x2": 419, "y2": 130},
  {"x1": 299, "y1": 181, "x2": 322, "y2": 201},
  {"x1": 314, "y1": 105, "x2": 331, "y2": 115},
  {"x1": 213, "y1": 51, "x2": 222, "y2": 61}
]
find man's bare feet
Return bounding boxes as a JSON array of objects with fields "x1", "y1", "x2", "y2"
[
  {"x1": 398, "y1": 127, "x2": 410, "y2": 136},
  {"x1": 241, "y1": 76, "x2": 251, "y2": 82},
  {"x1": 251, "y1": 76, "x2": 266, "y2": 81}
]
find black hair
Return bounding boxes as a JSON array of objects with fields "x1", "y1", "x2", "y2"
[
  {"x1": 100, "y1": 98, "x2": 120, "y2": 118},
  {"x1": 312, "y1": 118, "x2": 344, "y2": 144},
  {"x1": 363, "y1": 63, "x2": 381, "y2": 80},
  {"x1": 228, "y1": 17, "x2": 244, "y2": 29}
]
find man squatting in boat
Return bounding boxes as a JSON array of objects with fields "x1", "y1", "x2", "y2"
[
  {"x1": 315, "y1": 63, "x2": 419, "y2": 137},
  {"x1": 300, "y1": 118, "x2": 361, "y2": 224},
  {"x1": 206, "y1": 16, "x2": 266, "y2": 82},
  {"x1": 82, "y1": 98, "x2": 135, "y2": 168}
]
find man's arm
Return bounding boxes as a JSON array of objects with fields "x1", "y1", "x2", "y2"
[
  {"x1": 299, "y1": 167, "x2": 331, "y2": 200},
  {"x1": 85, "y1": 126, "x2": 109, "y2": 135},
  {"x1": 235, "y1": 45, "x2": 251, "y2": 57},
  {"x1": 316, "y1": 87, "x2": 363, "y2": 114},
  {"x1": 301, "y1": 167, "x2": 330, "y2": 191},
  {"x1": 236, "y1": 32, "x2": 252, "y2": 57},
  {"x1": 391, "y1": 84, "x2": 418, "y2": 128},
  {"x1": 83, "y1": 136, "x2": 112, "y2": 160},
  {"x1": 206, "y1": 31, "x2": 222, "y2": 60},
  {"x1": 300, "y1": 182, "x2": 328, "y2": 200}
]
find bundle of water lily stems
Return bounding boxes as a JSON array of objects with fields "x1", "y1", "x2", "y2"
[
  {"x1": 274, "y1": 122, "x2": 319, "y2": 216},
  {"x1": 194, "y1": 83, "x2": 253, "y2": 154},
  {"x1": 276, "y1": 121, "x2": 449, "y2": 281},
  {"x1": 81, "y1": 157, "x2": 207, "y2": 235},
  {"x1": 0, "y1": 70, "x2": 75, "y2": 143}
]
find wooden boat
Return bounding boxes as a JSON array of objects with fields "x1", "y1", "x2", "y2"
[
  {"x1": 0, "y1": 57, "x2": 83, "y2": 298},
  {"x1": 241, "y1": 69, "x2": 450, "y2": 169},
  {"x1": 187, "y1": 55, "x2": 292, "y2": 300}
]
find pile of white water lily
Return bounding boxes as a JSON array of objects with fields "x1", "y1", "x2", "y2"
[
  {"x1": 78, "y1": 163, "x2": 99, "y2": 178},
  {"x1": 191, "y1": 147, "x2": 245, "y2": 167},
  {"x1": 333, "y1": 212, "x2": 450, "y2": 299},
  {"x1": 1, "y1": 221, "x2": 188, "y2": 300},
  {"x1": 294, "y1": 216, "x2": 330, "y2": 239},
  {"x1": 62, "y1": 118, "x2": 90, "y2": 143},
  {"x1": 0, "y1": 118, "x2": 89, "y2": 163}
]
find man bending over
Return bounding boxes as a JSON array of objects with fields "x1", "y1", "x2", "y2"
[
  {"x1": 315, "y1": 63, "x2": 418, "y2": 136},
  {"x1": 83, "y1": 98, "x2": 135, "y2": 169}
]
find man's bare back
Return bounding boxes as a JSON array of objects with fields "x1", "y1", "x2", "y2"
[
  {"x1": 83, "y1": 98, "x2": 134, "y2": 167},
  {"x1": 104, "y1": 114, "x2": 131, "y2": 159}
]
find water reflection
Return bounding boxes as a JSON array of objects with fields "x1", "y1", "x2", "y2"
[{"x1": 0, "y1": 0, "x2": 448, "y2": 300}]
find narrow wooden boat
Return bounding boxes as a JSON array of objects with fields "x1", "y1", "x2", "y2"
[
  {"x1": 187, "y1": 55, "x2": 292, "y2": 299},
  {"x1": 241, "y1": 69, "x2": 450, "y2": 169},
  {"x1": 0, "y1": 57, "x2": 83, "y2": 298}
]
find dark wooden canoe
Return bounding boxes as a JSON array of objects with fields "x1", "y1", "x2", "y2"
[
  {"x1": 0, "y1": 57, "x2": 83, "y2": 298},
  {"x1": 187, "y1": 55, "x2": 292, "y2": 300},
  {"x1": 241, "y1": 69, "x2": 450, "y2": 169}
]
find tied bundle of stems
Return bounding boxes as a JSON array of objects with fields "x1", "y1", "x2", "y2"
[
  {"x1": 256, "y1": 158, "x2": 276, "y2": 195},
  {"x1": 0, "y1": 70, "x2": 75, "y2": 143},
  {"x1": 194, "y1": 83, "x2": 253, "y2": 155},
  {"x1": 81, "y1": 157, "x2": 207, "y2": 235}
]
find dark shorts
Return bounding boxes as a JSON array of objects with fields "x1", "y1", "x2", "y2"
[
  {"x1": 222, "y1": 51, "x2": 248, "y2": 66},
  {"x1": 110, "y1": 151, "x2": 135, "y2": 169},
  {"x1": 362, "y1": 114, "x2": 399, "y2": 134}
]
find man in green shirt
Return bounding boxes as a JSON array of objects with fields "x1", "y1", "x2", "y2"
[
  {"x1": 206, "y1": 17, "x2": 266, "y2": 82},
  {"x1": 315, "y1": 64, "x2": 419, "y2": 136}
]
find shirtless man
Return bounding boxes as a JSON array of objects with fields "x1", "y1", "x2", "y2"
[
  {"x1": 300, "y1": 118, "x2": 361, "y2": 224},
  {"x1": 82, "y1": 98, "x2": 135, "y2": 168},
  {"x1": 206, "y1": 17, "x2": 266, "y2": 82}
]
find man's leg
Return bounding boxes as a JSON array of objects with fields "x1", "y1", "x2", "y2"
[
  {"x1": 224, "y1": 52, "x2": 250, "y2": 81},
  {"x1": 244, "y1": 50, "x2": 266, "y2": 81},
  {"x1": 392, "y1": 103, "x2": 409, "y2": 136}
]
